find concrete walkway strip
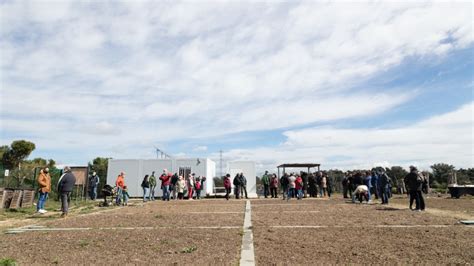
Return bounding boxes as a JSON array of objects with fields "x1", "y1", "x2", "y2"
[
  {"x1": 188, "y1": 211, "x2": 244, "y2": 214},
  {"x1": 240, "y1": 200, "x2": 256, "y2": 266},
  {"x1": 4, "y1": 225, "x2": 240, "y2": 234}
]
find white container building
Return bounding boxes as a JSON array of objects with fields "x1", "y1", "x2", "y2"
[
  {"x1": 107, "y1": 158, "x2": 216, "y2": 197},
  {"x1": 227, "y1": 161, "x2": 257, "y2": 198}
]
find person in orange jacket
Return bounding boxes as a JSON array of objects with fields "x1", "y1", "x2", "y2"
[
  {"x1": 115, "y1": 172, "x2": 125, "y2": 205},
  {"x1": 36, "y1": 168, "x2": 51, "y2": 214}
]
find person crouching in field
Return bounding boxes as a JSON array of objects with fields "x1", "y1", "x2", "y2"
[
  {"x1": 177, "y1": 176, "x2": 185, "y2": 200},
  {"x1": 224, "y1": 174, "x2": 231, "y2": 200},
  {"x1": 58, "y1": 166, "x2": 76, "y2": 218},
  {"x1": 353, "y1": 184, "x2": 369, "y2": 203},
  {"x1": 36, "y1": 168, "x2": 51, "y2": 214}
]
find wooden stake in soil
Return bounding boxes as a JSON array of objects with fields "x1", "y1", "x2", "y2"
[{"x1": 240, "y1": 200, "x2": 255, "y2": 266}]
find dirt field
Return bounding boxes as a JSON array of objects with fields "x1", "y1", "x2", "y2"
[{"x1": 0, "y1": 196, "x2": 473, "y2": 265}]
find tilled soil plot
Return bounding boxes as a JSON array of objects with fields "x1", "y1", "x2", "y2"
[
  {"x1": 0, "y1": 199, "x2": 245, "y2": 265},
  {"x1": 251, "y1": 198, "x2": 474, "y2": 264},
  {"x1": 45, "y1": 200, "x2": 245, "y2": 228},
  {"x1": 1, "y1": 228, "x2": 242, "y2": 265},
  {"x1": 389, "y1": 195, "x2": 474, "y2": 214}
]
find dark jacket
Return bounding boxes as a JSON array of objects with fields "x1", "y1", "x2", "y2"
[
  {"x1": 141, "y1": 177, "x2": 150, "y2": 188},
  {"x1": 380, "y1": 173, "x2": 391, "y2": 189},
  {"x1": 233, "y1": 176, "x2": 242, "y2": 186},
  {"x1": 58, "y1": 172, "x2": 76, "y2": 193},
  {"x1": 404, "y1": 171, "x2": 422, "y2": 191}
]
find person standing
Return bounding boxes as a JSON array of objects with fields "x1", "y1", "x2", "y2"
[
  {"x1": 171, "y1": 173, "x2": 179, "y2": 200},
  {"x1": 149, "y1": 171, "x2": 157, "y2": 201},
  {"x1": 270, "y1": 174, "x2": 278, "y2": 198},
  {"x1": 115, "y1": 172, "x2": 125, "y2": 205},
  {"x1": 88, "y1": 171, "x2": 100, "y2": 201},
  {"x1": 379, "y1": 170, "x2": 391, "y2": 205},
  {"x1": 295, "y1": 175, "x2": 303, "y2": 200},
  {"x1": 57, "y1": 166, "x2": 76, "y2": 218},
  {"x1": 187, "y1": 174, "x2": 195, "y2": 200},
  {"x1": 371, "y1": 170, "x2": 379, "y2": 200},
  {"x1": 363, "y1": 172, "x2": 372, "y2": 202},
  {"x1": 195, "y1": 176, "x2": 202, "y2": 199},
  {"x1": 177, "y1": 176, "x2": 185, "y2": 200},
  {"x1": 240, "y1": 173, "x2": 248, "y2": 199},
  {"x1": 404, "y1": 166, "x2": 425, "y2": 211},
  {"x1": 326, "y1": 173, "x2": 333, "y2": 198},
  {"x1": 141, "y1": 175, "x2": 150, "y2": 202},
  {"x1": 160, "y1": 170, "x2": 172, "y2": 201},
  {"x1": 280, "y1": 173, "x2": 289, "y2": 200},
  {"x1": 261, "y1": 171, "x2": 270, "y2": 198},
  {"x1": 342, "y1": 174, "x2": 349, "y2": 199},
  {"x1": 321, "y1": 174, "x2": 327, "y2": 197},
  {"x1": 224, "y1": 174, "x2": 232, "y2": 200},
  {"x1": 233, "y1": 174, "x2": 241, "y2": 199},
  {"x1": 316, "y1": 172, "x2": 323, "y2": 197},
  {"x1": 287, "y1": 174, "x2": 296, "y2": 201},
  {"x1": 302, "y1": 172, "x2": 308, "y2": 198},
  {"x1": 308, "y1": 173, "x2": 317, "y2": 197},
  {"x1": 36, "y1": 168, "x2": 51, "y2": 214}
]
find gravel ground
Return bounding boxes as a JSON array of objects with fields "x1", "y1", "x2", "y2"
[{"x1": 1, "y1": 196, "x2": 473, "y2": 265}]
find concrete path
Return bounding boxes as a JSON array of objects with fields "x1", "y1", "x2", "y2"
[{"x1": 240, "y1": 200, "x2": 255, "y2": 266}]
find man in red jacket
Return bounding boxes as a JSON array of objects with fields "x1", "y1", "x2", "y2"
[
  {"x1": 224, "y1": 174, "x2": 231, "y2": 200},
  {"x1": 159, "y1": 169, "x2": 172, "y2": 201}
]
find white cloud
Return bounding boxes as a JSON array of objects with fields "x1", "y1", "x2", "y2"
[
  {"x1": 0, "y1": 1, "x2": 472, "y2": 165},
  {"x1": 218, "y1": 102, "x2": 474, "y2": 173}
]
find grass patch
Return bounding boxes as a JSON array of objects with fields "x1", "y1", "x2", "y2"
[
  {"x1": 0, "y1": 258, "x2": 17, "y2": 266},
  {"x1": 181, "y1": 245, "x2": 197, "y2": 254}
]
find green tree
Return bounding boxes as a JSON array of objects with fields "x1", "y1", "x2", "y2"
[
  {"x1": 456, "y1": 168, "x2": 474, "y2": 185},
  {"x1": 88, "y1": 157, "x2": 110, "y2": 194},
  {"x1": 2, "y1": 140, "x2": 36, "y2": 169},
  {"x1": 385, "y1": 166, "x2": 408, "y2": 192},
  {"x1": 430, "y1": 163, "x2": 455, "y2": 187}
]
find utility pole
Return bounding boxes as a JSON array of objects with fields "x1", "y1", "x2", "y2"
[{"x1": 220, "y1": 150, "x2": 223, "y2": 178}]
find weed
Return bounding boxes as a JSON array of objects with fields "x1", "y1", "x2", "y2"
[
  {"x1": 78, "y1": 240, "x2": 89, "y2": 248},
  {"x1": 154, "y1": 214, "x2": 163, "y2": 219},
  {"x1": 181, "y1": 245, "x2": 197, "y2": 254},
  {"x1": 0, "y1": 258, "x2": 17, "y2": 266},
  {"x1": 52, "y1": 257, "x2": 59, "y2": 265}
]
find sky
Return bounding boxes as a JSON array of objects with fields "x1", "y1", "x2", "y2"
[{"x1": 0, "y1": 0, "x2": 473, "y2": 174}]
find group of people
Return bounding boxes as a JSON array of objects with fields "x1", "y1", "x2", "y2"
[
  {"x1": 260, "y1": 171, "x2": 333, "y2": 200},
  {"x1": 113, "y1": 169, "x2": 207, "y2": 204},
  {"x1": 36, "y1": 166, "x2": 76, "y2": 218},
  {"x1": 341, "y1": 170, "x2": 393, "y2": 204},
  {"x1": 223, "y1": 173, "x2": 248, "y2": 200}
]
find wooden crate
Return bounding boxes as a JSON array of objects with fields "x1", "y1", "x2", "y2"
[
  {"x1": 1, "y1": 189, "x2": 15, "y2": 209},
  {"x1": 9, "y1": 190, "x2": 23, "y2": 209},
  {"x1": 21, "y1": 190, "x2": 36, "y2": 208}
]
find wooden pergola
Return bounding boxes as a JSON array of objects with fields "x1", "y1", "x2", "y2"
[{"x1": 277, "y1": 163, "x2": 321, "y2": 178}]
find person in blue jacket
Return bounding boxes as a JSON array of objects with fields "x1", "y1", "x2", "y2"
[{"x1": 363, "y1": 171, "x2": 372, "y2": 202}]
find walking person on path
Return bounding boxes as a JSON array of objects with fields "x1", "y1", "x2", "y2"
[
  {"x1": 57, "y1": 166, "x2": 76, "y2": 218},
  {"x1": 36, "y1": 168, "x2": 51, "y2": 214}
]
